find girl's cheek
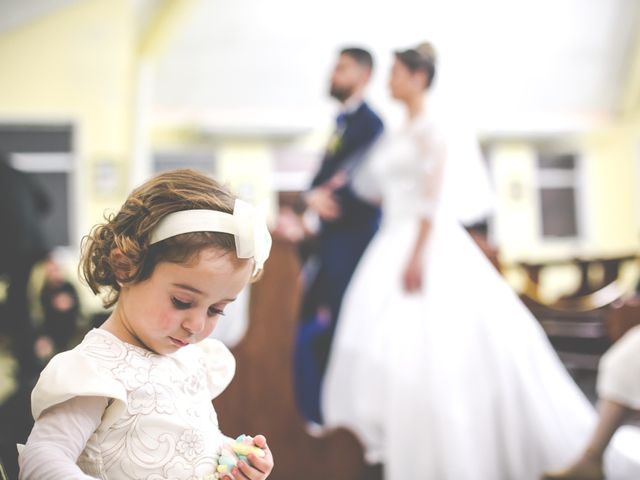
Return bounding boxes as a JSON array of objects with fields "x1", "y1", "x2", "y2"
[
  {"x1": 201, "y1": 318, "x2": 218, "y2": 339},
  {"x1": 157, "y1": 310, "x2": 180, "y2": 331}
]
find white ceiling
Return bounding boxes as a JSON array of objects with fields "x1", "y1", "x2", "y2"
[
  {"x1": 153, "y1": 0, "x2": 640, "y2": 136},
  {"x1": 1, "y1": 0, "x2": 638, "y2": 136}
]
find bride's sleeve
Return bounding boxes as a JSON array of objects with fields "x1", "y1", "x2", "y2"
[
  {"x1": 415, "y1": 124, "x2": 447, "y2": 219},
  {"x1": 351, "y1": 144, "x2": 383, "y2": 205}
]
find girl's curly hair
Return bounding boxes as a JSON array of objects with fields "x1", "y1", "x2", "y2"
[{"x1": 81, "y1": 169, "x2": 247, "y2": 308}]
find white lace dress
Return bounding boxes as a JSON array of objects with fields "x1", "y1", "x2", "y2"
[
  {"x1": 322, "y1": 112, "x2": 640, "y2": 480},
  {"x1": 21, "y1": 329, "x2": 235, "y2": 479}
]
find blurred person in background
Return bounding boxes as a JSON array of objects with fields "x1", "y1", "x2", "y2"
[
  {"x1": 0, "y1": 153, "x2": 51, "y2": 380},
  {"x1": 287, "y1": 47, "x2": 384, "y2": 425},
  {"x1": 0, "y1": 152, "x2": 51, "y2": 479},
  {"x1": 321, "y1": 42, "x2": 640, "y2": 480},
  {"x1": 39, "y1": 255, "x2": 81, "y2": 353}
]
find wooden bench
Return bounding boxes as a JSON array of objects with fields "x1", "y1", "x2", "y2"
[{"x1": 214, "y1": 239, "x2": 366, "y2": 480}]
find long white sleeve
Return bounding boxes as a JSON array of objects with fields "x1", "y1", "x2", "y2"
[
  {"x1": 352, "y1": 121, "x2": 446, "y2": 218},
  {"x1": 351, "y1": 136, "x2": 386, "y2": 207},
  {"x1": 19, "y1": 396, "x2": 108, "y2": 480},
  {"x1": 352, "y1": 154, "x2": 383, "y2": 205},
  {"x1": 413, "y1": 124, "x2": 446, "y2": 219}
]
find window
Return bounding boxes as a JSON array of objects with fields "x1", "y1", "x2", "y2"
[
  {"x1": 0, "y1": 124, "x2": 74, "y2": 247},
  {"x1": 152, "y1": 151, "x2": 216, "y2": 175},
  {"x1": 536, "y1": 151, "x2": 583, "y2": 240}
]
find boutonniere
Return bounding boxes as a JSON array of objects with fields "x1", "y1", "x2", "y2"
[{"x1": 327, "y1": 131, "x2": 344, "y2": 155}]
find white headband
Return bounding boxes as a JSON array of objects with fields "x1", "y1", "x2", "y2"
[{"x1": 149, "y1": 199, "x2": 272, "y2": 273}]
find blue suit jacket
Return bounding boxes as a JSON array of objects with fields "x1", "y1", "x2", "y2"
[
  {"x1": 303, "y1": 101, "x2": 384, "y2": 322},
  {"x1": 295, "y1": 101, "x2": 383, "y2": 423}
]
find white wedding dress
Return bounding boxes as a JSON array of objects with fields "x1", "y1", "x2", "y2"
[{"x1": 322, "y1": 112, "x2": 640, "y2": 480}]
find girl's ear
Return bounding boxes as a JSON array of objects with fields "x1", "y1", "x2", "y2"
[{"x1": 110, "y1": 248, "x2": 133, "y2": 286}]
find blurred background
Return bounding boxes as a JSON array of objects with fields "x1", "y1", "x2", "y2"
[{"x1": 0, "y1": 0, "x2": 639, "y2": 478}]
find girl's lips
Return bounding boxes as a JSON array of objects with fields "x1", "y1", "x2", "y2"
[{"x1": 169, "y1": 337, "x2": 189, "y2": 347}]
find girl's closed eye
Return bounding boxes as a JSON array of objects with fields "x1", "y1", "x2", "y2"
[
  {"x1": 172, "y1": 296, "x2": 226, "y2": 316},
  {"x1": 171, "y1": 297, "x2": 192, "y2": 309},
  {"x1": 208, "y1": 306, "x2": 226, "y2": 317}
]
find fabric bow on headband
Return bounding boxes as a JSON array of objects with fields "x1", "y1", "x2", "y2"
[{"x1": 149, "y1": 199, "x2": 272, "y2": 273}]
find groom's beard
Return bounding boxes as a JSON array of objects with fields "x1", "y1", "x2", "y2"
[{"x1": 330, "y1": 84, "x2": 354, "y2": 102}]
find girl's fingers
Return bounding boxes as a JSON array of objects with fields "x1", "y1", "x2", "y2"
[
  {"x1": 248, "y1": 435, "x2": 273, "y2": 473},
  {"x1": 228, "y1": 434, "x2": 272, "y2": 479},
  {"x1": 235, "y1": 461, "x2": 260, "y2": 480},
  {"x1": 246, "y1": 452, "x2": 272, "y2": 473},
  {"x1": 252, "y1": 435, "x2": 268, "y2": 449}
]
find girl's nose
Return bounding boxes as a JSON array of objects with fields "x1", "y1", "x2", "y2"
[{"x1": 181, "y1": 312, "x2": 206, "y2": 335}]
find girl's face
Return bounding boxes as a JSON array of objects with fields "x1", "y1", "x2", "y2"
[
  {"x1": 112, "y1": 247, "x2": 253, "y2": 354},
  {"x1": 389, "y1": 58, "x2": 423, "y2": 101}
]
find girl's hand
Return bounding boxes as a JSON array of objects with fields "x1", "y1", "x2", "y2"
[
  {"x1": 222, "y1": 435, "x2": 273, "y2": 480},
  {"x1": 402, "y1": 253, "x2": 424, "y2": 293}
]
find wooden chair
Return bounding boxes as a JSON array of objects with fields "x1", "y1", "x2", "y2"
[
  {"x1": 517, "y1": 260, "x2": 629, "y2": 371},
  {"x1": 521, "y1": 295, "x2": 612, "y2": 371},
  {"x1": 214, "y1": 239, "x2": 366, "y2": 480}
]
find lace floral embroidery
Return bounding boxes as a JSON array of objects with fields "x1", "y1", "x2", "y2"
[{"x1": 74, "y1": 331, "x2": 229, "y2": 479}]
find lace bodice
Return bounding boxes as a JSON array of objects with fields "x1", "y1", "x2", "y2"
[{"x1": 353, "y1": 113, "x2": 446, "y2": 227}]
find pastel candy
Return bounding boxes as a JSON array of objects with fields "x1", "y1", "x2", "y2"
[
  {"x1": 210, "y1": 434, "x2": 266, "y2": 479},
  {"x1": 231, "y1": 443, "x2": 265, "y2": 458}
]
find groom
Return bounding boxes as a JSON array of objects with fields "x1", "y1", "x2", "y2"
[{"x1": 294, "y1": 47, "x2": 384, "y2": 424}]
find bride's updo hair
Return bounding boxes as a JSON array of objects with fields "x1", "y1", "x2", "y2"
[
  {"x1": 80, "y1": 169, "x2": 245, "y2": 308},
  {"x1": 395, "y1": 41, "x2": 437, "y2": 89}
]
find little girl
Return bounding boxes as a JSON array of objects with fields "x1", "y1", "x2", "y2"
[{"x1": 19, "y1": 169, "x2": 274, "y2": 480}]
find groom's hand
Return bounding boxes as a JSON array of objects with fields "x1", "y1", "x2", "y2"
[{"x1": 305, "y1": 186, "x2": 341, "y2": 221}]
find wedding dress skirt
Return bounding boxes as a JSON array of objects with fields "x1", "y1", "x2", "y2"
[{"x1": 322, "y1": 212, "x2": 640, "y2": 480}]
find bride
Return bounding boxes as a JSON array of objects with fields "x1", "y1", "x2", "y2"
[{"x1": 321, "y1": 43, "x2": 640, "y2": 480}]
